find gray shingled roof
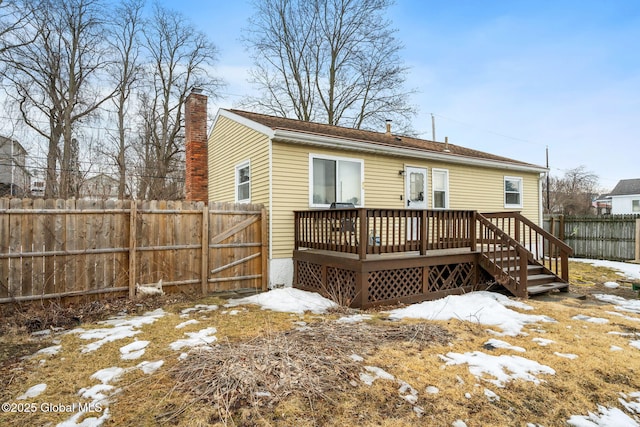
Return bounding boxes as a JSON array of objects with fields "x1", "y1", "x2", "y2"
[{"x1": 610, "y1": 179, "x2": 640, "y2": 196}]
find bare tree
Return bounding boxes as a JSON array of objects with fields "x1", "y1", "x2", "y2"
[
  {"x1": 1, "y1": 0, "x2": 115, "y2": 198},
  {"x1": 544, "y1": 166, "x2": 600, "y2": 215},
  {"x1": 243, "y1": 0, "x2": 415, "y2": 130},
  {"x1": 0, "y1": 0, "x2": 38, "y2": 56},
  {"x1": 135, "y1": 3, "x2": 222, "y2": 200},
  {"x1": 106, "y1": 0, "x2": 144, "y2": 199}
]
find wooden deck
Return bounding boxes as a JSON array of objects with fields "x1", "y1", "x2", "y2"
[{"x1": 293, "y1": 209, "x2": 573, "y2": 308}]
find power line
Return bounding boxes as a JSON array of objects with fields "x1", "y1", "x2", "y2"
[{"x1": 430, "y1": 113, "x2": 547, "y2": 147}]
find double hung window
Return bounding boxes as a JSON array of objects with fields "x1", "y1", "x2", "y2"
[
  {"x1": 504, "y1": 176, "x2": 523, "y2": 208},
  {"x1": 235, "y1": 161, "x2": 251, "y2": 203}
]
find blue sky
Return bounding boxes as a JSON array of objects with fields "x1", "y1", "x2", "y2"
[{"x1": 161, "y1": 1, "x2": 640, "y2": 190}]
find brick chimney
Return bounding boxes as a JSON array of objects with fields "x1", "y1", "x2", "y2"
[{"x1": 184, "y1": 88, "x2": 208, "y2": 201}]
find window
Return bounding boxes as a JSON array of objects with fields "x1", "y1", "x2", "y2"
[
  {"x1": 235, "y1": 161, "x2": 250, "y2": 203},
  {"x1": 504, "y1": 176, "x2": 523, "y2": 208},
  {"x1": 310, "y1": 155, "x2": 363, "y2": 207},
  {"x1": 432, "y1": 169, "x2": 449, "y2": 209},
  {"x1": 633, "y1": 200, "x2": 640, "y2": 213}
]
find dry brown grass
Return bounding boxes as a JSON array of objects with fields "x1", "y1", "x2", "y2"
[{"x1": 0, "y1": 261, "x2": 640, "y2": 426}]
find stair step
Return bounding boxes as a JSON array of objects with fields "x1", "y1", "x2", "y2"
[
  {"x1": 503, "y1": 264, "x2": 544, "y2": 274},
  {"x1": 527, "y1": 282, "x2": 570, "y2": 295},
  {"x1": 527, "y1": 274, "x2": 559, "y2": 286}
]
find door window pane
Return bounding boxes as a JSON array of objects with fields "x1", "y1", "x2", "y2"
[{"x1": 409, "y1": 172, "x2": 424, "y2": 202}]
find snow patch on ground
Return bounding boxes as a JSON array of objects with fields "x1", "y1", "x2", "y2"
[
  {"x1": 567, "y1": 405, "x2": 639, "y2": 427},
  {"x1": 137, "y1": 360, "x2": 164, "y2": 375},
  {"x1": 336, "y1": 314, "x2": 372, "y2": 323},
  {"x1": 594, "y1": 294, "x2": 640, "y2": 315},
  {"x1": 169, "y1": 327, "x2": 217, "y2": 350},
  {"x1": 440, "y1": 351, "x2": 555, "y2": 387},
  {"x1": 572, "y1": 314, "x2": 609, "y2": 324},
  {"x1": 532, "y1": 337, "x2": 555, "y2": 346},
  {"x1": 484, "y1": 338, "x2": 526, "y2": 353},
  {"x1": 554, "y1": 352, "x2": 579, "y2": 360},
  {"x1": 70, "y1": 309, "x2": 165, "y2": 353},
  {"x1": 179, "y1": 304, "x2": 219, "y2": 318},
  {"x1": 119, "y1": 340, "x2": 149, "y2": 360},
  {"x1": 91, "y1": 367, "x2": 125, "y2": 385},
  {"x1": 16, "y1": 383, "x2": 47, "y2": 400},
  {"x1": 388, "y1": 291, "x2": 554, "y2": 336},
  {"x1": 226, "y1": 288, "x2": 337, "y2": 314},
  {"x1": 175, "y1": 319, "x2": 200, "y2": 329}
]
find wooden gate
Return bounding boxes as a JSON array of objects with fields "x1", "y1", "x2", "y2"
[{"x1": 205, "y1": 202, "x2": 268, "y2": 293}]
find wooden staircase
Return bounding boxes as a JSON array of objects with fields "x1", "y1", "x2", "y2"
[{"x1": 476, "y1": 212, "x2": 573, "y2": 298}]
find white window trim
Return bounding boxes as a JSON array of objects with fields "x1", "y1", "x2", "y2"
[
  {"x1": 235, "y1": 160, "x2": 251, "y2": 203},
  {"x1": 504, "y1": 176, "x2": 523, "y2": 209},
  {"x1": 308, "y1": 153, "x2": 365, "y2": 208},
  {"x1": 432, "y1": 168, "x2": 449, "y2": 209}
]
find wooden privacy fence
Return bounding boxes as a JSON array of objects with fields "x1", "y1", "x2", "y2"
[
  {"x1": 0, "y1": 199, "x2": 267, "y2": 304},
  {"x1": 544, "y1": 214, "x2": 640, "y2": 261}
]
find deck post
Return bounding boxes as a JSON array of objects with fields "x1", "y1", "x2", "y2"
[
  {"x1": 470, "y1": 211, "x2": 477, "y2": 251},
  {"x1": 294, "y1": 211, "x2": 299, "y2": 250},
  {"x1": 420, "y1": 210, "x2": 427, "y2": 255},
  {"x1": 358, "y1": 208, "x2": 368, "y2": 260}
]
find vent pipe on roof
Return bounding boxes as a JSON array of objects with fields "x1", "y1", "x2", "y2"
[
  {"x1": 385, "y1": 119, "x2": 392, "y2": 135},
  {"x1": 444, "y1": 136, "x2": 450, "y2": 152}
]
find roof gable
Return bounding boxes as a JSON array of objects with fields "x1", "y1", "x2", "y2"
[
  {"x1": 224, "y1": 109, "x2": 544, "y2": 172},
  {"x1": 610, "y1": 178, "x2": 640, "y2": 196}
]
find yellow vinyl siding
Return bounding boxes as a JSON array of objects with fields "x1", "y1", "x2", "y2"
[
  {"x1": 270, "y1": 141, "x2": 541, "y2": 258},
  {"x1": 208, "y1": 116, "x2": 269, "y2": 205}
]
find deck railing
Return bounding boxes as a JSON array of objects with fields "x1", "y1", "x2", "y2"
[
  {"x1": 482, "y1": 211, "x2": 573, "y2": 281},
  {"x1": 294, "y1": 208, "x2": 477, "y2": 260}
]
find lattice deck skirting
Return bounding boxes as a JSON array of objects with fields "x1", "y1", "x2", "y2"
[{"x1": 293, "y1": 250, "x2": 487, "y2": 308}]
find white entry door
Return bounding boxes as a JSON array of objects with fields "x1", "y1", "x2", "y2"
[{"x1": 405, "y1": 167, "x2": 427, "y2": 209}]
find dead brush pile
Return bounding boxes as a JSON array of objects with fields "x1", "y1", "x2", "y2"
[{"x1": 169, "y1": 320, "x2": 452, "y2": 422}]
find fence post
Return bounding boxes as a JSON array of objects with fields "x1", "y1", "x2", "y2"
[
  {"x1": 201, "y1": 204, "x2": 209, "y2": 294},
  {"x1": 635, "y1": 218, "x2": 640, "y2": 262},
  {"x1": 261, "y1": 207, "x2": 269, "y2": 291},
  {"x1": 128, "y1": 201, "x2": 137, "y2": 298}
]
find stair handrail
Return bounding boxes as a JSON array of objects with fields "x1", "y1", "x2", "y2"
[
  {"x1": 476, "y1": 214, "x2": 530, "y2": 297},
  {"x1": 482, "y1": 212, "x2": 573, "y2": 281}
]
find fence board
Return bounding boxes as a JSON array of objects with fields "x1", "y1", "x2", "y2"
[
  {"x1": 0, "y1": 198, "x2": 264, "y2": 304},
  {"x1": 544, "y1": 215, "x2": 639, "y2": 261}
]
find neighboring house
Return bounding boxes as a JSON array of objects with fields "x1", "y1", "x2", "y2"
[
  {"x1": 0, "y1": 135, "x2": 29, "y2": 197},
  {"x1": 592, "y1": 193, "x2": 612, "y2": 215},
  {"x1": 192, "y1": 100, "x2": 549, "y2": 289},
  {"x1": 609, "y1": 179, "x2": 640, "y2": 215},
  {"x1": 80, "y1": 173, "x2": 119, "y2": 199}
]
